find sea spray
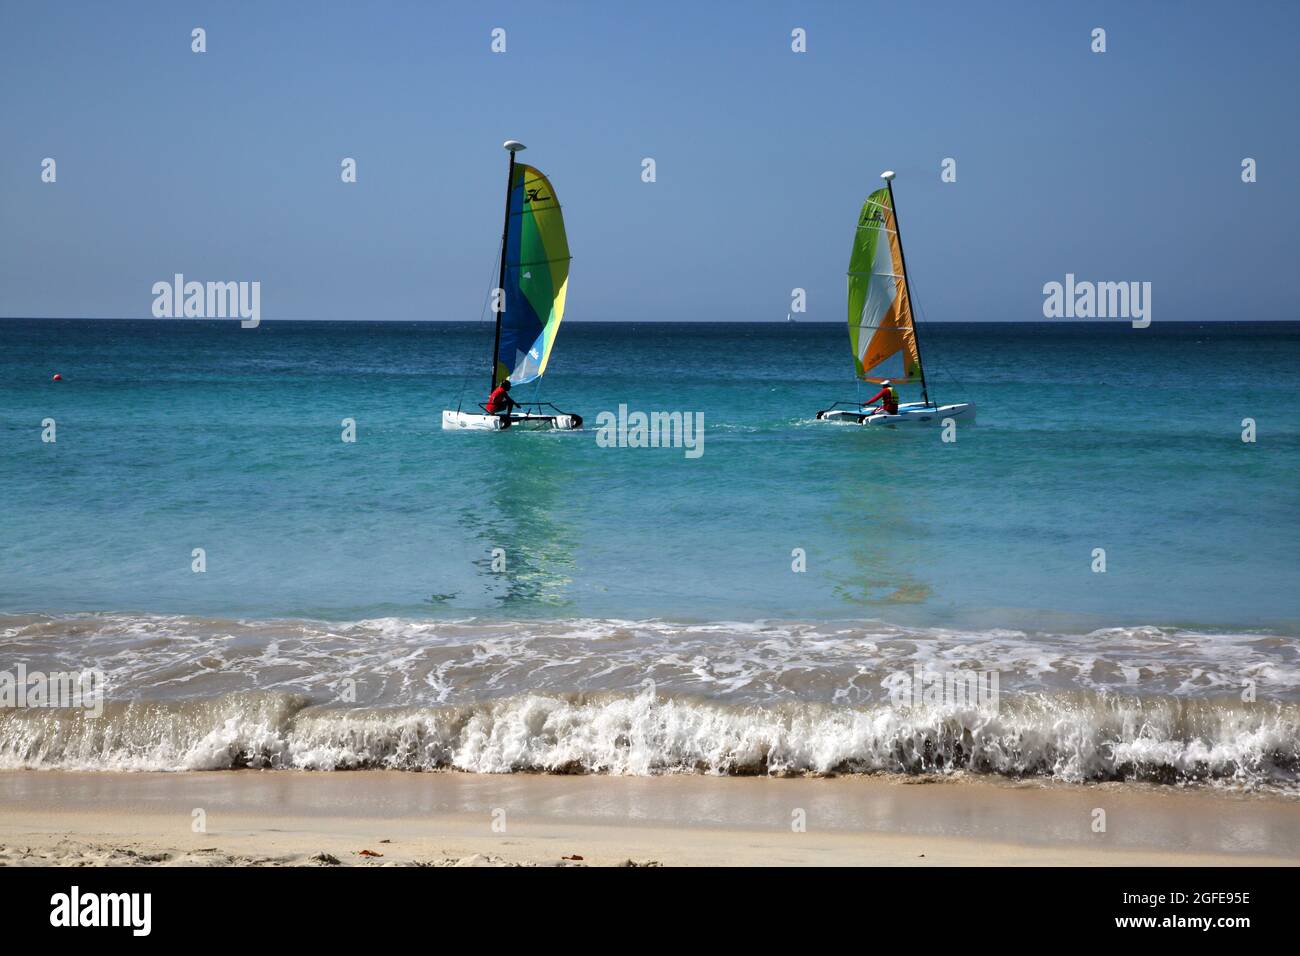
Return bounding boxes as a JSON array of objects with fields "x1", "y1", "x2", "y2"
[{"x1": 2, "y1": 688, "x2": 1297, "y2": 789}]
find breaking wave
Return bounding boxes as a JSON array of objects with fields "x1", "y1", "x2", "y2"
[
  {"x1": 3, "y1": 612, "x2": 1297, "y2": 789},
  {"x1": 2, "y1": 688, "x2": 1297, "y2": 790}
]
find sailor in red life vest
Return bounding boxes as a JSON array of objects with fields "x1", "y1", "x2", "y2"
[
  {"x1": 486, "y1": 378, "x2": 517, "y2": 416},
  {"x1": 863, "y1": 379, "x2": 900, "y2": 415}
]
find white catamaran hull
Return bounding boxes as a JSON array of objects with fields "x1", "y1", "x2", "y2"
[
  {"x1": 441, "y1": 410, "x2": 581, "y2": 431},
  {"x1": 817, "y1": 401, "x2": 976, "y2": 427}
]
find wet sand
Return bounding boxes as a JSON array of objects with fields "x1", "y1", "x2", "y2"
[{"x1": 1, "y1": 770, "x2": 1297, "y2": 866}]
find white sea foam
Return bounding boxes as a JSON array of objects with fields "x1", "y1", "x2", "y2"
[
  {"x1": 3, "y1": 613, "x2": 1296, "y2": 708},
  {"x1": 2, "y1": 613, "x2": 1297, "y2": 787},
  {"x1": 1, "y1": 688, "x2": 1297, "y2": 790}
]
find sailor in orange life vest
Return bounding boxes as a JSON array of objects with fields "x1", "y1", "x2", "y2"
[
  {"x1": 485, "y1": 379, "x2": 517, "y2": 417},
  {"x1": 863, "y1": 379, "x2": 900, "y2": 415}
]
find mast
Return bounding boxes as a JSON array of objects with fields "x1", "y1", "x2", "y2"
[
  {"x1": 882, "y1": 171, "x2": 932, "y2": 408},
  {"x1": 491, "y1": 141, "x2": 526, "y2": 392}
]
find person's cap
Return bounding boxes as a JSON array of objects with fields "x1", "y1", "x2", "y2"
[{"x1": 880, "y1": 379, "x2": 891, "y2": 386}]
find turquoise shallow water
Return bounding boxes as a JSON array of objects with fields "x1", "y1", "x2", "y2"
[
  {"x1": 2, "y1": 319, "x2": 1299, "y2": 783},
  {"x1": 1, "y1": 319, "x2": 1296, "y2": 630}
]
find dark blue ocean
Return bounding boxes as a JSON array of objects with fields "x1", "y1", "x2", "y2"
[{"x1": 1, "y1": 319, "x2": 1298, "y2": 782}]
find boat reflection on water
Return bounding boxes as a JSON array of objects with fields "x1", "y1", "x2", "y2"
[{"x1": 455, "y1": 433, "x2": 580, "y2": 609}]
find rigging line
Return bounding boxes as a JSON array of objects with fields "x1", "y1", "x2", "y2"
[
  {"x1": 907, "y1": 272, "x2": 966, "y2": 393},
  {"x1": 454, "y1": 242, "x2": 505, "y2": 406}
]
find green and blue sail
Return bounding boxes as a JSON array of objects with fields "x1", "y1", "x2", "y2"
[{"x1": 495, "y1": 163, "x2": 571, "y2": 386}]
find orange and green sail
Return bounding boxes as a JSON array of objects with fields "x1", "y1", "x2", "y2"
[
  {"x1": 846, "y1": 186, "x2": 924, "y2": 386},
  {"x1": 495, "y1": 163, "x2": 571, "y2": 386}
]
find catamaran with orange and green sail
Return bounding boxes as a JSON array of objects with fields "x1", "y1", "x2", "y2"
[
  {"x1": 816, "y1": 171, "x2": 974, "y2": 427},
  {"x1": 443, "y1": 140, "x2": 582, "y2": 431}
]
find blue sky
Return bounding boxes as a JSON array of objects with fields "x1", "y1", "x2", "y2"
[{"x1": 2, "y1": 0, "x2": 1297, "y2": 322}]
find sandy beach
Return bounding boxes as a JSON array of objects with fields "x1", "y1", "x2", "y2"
[{"x1": 1, "y1": 770, "x2": 1297, "y2": 867}]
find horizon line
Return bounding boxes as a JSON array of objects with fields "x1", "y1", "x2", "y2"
[{"x1": 2, "y1": 317, "x2": 1297, "y2": 325}]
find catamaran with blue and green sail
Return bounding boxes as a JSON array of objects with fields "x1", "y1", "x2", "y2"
[
  {"x1": 817, "y1": 171, "x2": 974, "y2": 427},
  {"x1": 443, "y1": 141, "x2": 582, "y2": 431}
]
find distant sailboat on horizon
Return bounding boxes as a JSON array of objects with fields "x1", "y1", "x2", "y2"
[
  {"x1": 816, "y1": 171, "x2": 974, "y2": 427},
  {"x1": 442, "y1": 141, "x2": 582, "y2": 431}
]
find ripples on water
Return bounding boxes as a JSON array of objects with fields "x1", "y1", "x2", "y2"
[{"x1": 1, "y1": 320, "x2": 1297, "y2": 785}]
